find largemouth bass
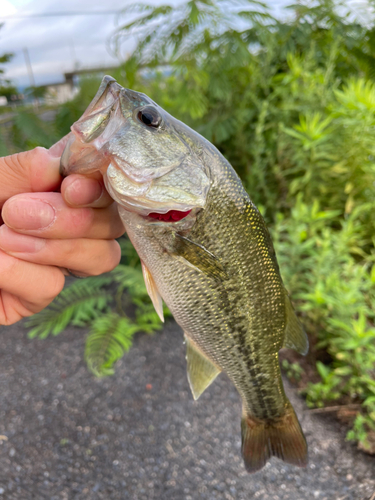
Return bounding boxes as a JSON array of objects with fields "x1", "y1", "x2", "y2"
[{"x1": 61, "y1": 76, "x2": 309, "y2": 473}]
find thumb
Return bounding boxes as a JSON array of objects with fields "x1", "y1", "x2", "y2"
[{"x1": 0, "y1": 141, "x2": 66, "y2": 207}]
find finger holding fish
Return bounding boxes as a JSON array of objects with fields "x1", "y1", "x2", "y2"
[
  {"x1": 0, "y1": 225, "x2": 121, "y2": 278},
  {"x1": 0, "y1": 249, "x2": 65, "y2": 325},
  {"x1": 61, "y1": 173, "x2": 114, "y2": 208},
  {"x1": 1, "y1": 192, "x2": 125, "y2": 240}
]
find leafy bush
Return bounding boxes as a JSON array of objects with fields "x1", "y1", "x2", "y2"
[{"x1": 272, "y1": 197, "x2": 375, "y2": 450}]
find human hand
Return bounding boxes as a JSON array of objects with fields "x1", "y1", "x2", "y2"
[{"x1": 0, "y1": 139, "x2": 124, "y2": 326}]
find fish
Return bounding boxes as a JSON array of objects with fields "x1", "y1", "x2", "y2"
[{"x1": 60, "y1": 75, "x2": 309, "y2": 473}]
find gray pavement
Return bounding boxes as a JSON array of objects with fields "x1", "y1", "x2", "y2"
[{"x1": 0, "y1": 320, "x2": 374, "y2": 500}]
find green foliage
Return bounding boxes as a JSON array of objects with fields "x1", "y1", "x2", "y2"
[
  {"x1": 281, "y1": 359, "x2": 305, "y2": 382},
  {"x1": 85, "y1": 312, "x2": 139, "y2": 377},
  {"x1": 272, "y1": 197, "x2": 375, "y2": 448},
  {"x1": 25, "y1": 85, "x2": 47, "y2": 100},
  {"x1": 0, "y1": 25, "x2": 15, "y2": 103},
  {"x1": 27, "y1": 242, "x2": 168, "y2": 376},
  {"x1": 0, "y1": 131, "x2": 8, "y2": 156},
  {"x1": 11, "y1": 111, "x2": 58, "y2": 150},
  {"x1": 26, "y1": 277, "x2": 112, "y2": 339},
  {"x1": 1, "y1": 0, "x2": 373, "y2": 449},
  {"x1": 0, "y1": 24, "x2": 13, "y2": 87},
  {"x1": 1, "y1": 76, "x2": 103, "y2": 155},
  {"x1": 0, "y1": 84, "x2": 17, "y2": 102}
]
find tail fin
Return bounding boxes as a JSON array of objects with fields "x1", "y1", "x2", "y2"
[{"x1": 241, "y1": 403, "x2": 308, "y2": 473}]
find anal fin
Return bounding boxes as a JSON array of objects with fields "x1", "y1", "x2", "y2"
[
  {"x1": 185, "y1": 335, "x2": 221, "y2": 400},
  {"x1": 283, "y1": 293, "x2": 309, "y2": 355},
  {"x1": 141, "y1": 261, "x2": 164, "y2": 322}
]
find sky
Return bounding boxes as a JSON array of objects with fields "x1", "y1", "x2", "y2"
[{"x1": 0, "y1": 0, "x2": 373, "y2": 90}]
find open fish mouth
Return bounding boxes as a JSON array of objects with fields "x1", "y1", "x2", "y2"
[{"x1": 147, "y1": 209, "x2": 192, "y2": 222}]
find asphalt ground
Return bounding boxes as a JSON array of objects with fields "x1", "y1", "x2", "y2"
[{"x1": 0, "y1": 320, "x2": 375, "y2": 500}]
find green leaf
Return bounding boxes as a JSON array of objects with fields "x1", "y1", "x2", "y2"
[
  {"x1": 26, "y1": 278, "x2": 111, "y2": 339},
  {"x1": 316, "y1": 361, "x2": 331, "y2": 382},
  {"x1": 85, "y1": 312, "x2": 139, "y2": 377}
]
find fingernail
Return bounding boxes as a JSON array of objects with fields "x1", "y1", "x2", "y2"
[
  {"x1": 0, "y1": 225, "x2": 45, "y2": 253},
  {"x1": 3, "y1": 198, "x2": 56, "y2": 230},
  {"x1": 64, "y1": 178, "x2": 103, "y2": 206}
]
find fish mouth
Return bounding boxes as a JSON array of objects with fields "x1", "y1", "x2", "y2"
[{"x1": 147, "y1": 209, "x2": 192, "y2": 222}]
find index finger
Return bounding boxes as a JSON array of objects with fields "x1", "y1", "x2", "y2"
[{"x1": 0, "y1": 147, "x2": 61, "y2": 207}]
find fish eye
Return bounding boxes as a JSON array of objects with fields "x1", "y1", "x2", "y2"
[{"x1": 137, "y1": 106, "x2": 162, "y2": 128}]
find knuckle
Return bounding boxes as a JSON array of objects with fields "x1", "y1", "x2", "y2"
[
  {"x1": 26, "y1": 147, "x2": 49, "y2": 172},
  {"x1": 69, "y1": 208, "x2": 94, "y2": 235},
  {"x1": 106, "y1": 241, "x2": 122, "y2": 271},
  {"x1": 0, "y1": 251, "x2": 18, "y2": 276},
  {"x1": 110, "y1": 219, "x2": 126, "y2": 239},
  {"x1": 60, "y1": 240, "x2": 77, "y2": 262},
  {"x1": 92, "y1": 241, "x2": 121, "y2": 275},
  {"x1": 43, "y1": 269, "x2": 65, "y2": 301},
  {"x1": 28, "y1": 146, "x2": 47, "y2": 161},
  {"x1": 113, "y1": 226, "x2": 126, "y2": 239}
]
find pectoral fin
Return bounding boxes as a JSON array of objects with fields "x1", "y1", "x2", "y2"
[
  {"x1": 141, "y1": 261, "x2": 164, "y2": 322},
  {"x1": 173, "y1": 234, "x2": 228, "y2": 281},
  {"x1": 282, "y1": 294, "x2": 309, "y2": 355},
  {"x1": 185, "y1": 335, "x2": 221, "y2": 400}
]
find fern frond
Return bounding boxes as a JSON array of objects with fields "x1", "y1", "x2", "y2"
[
  {"x1": 133, "y1": 301, "x2": 164, "y2": 333},
  {"x1": 85, "y1": 312, "x2": 139, "y2": 376},
  {"x1": 26, "y1": 278, "x2": 111, "y2": 339},
  {"x1": 110, "y1": 264, "x2": 148, "y2": 298},
  {"x1": 118, "y1": 236, "x2": 141, "y2": 266}
]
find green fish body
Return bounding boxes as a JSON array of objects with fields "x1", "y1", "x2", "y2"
[{"x1": 61, "y1": 76, "x2": 309, "y2": 473}]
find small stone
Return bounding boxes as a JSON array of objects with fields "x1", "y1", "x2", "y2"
[
  {"x1": 0, "y1": 488, "x2": 4, "y2": 495},
  {"x1": 9, "y1": 448, "x2": 15, "y2": 457}
]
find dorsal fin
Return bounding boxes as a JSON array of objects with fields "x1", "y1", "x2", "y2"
[
  {"x1": 141, "y1": 261, "x2": 164, "y2": 322},
  {"x1": 283, "y1": 293, "x2": 309, "y2": 355},
  {"x1": 185, "y1": 335, "x2": 221, "y2": 400}
]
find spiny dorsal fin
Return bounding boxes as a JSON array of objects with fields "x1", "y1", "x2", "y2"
[
  {"x1": 283, "y1": 293, "x2": 308, "y2": 355},
  {"x1": 185, "y1": 335, "x2": 221, "y2": 400},
  {"x1": 173, "y1": 233, "x2": 228, "y2": 281},
  {"x1": 141, "y1": 261, "x2": 164, "y2": 322}
]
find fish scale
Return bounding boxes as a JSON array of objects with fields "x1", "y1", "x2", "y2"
[{"x1": 61, "y1": 75, "x2": 309, "y2": 473}]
